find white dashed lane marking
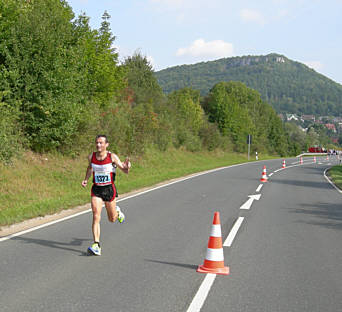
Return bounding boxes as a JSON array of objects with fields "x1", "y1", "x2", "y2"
[
  {"x1": 256, "y1": 184, "x2": 263, "y2": 192},
  {"x1": 223, "y1": 217, "x2": 245, "y2": 247}
]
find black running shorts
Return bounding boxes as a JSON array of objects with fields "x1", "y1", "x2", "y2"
[{"x1": 91, "y1": 184, "x2": 118, "y2": 202}]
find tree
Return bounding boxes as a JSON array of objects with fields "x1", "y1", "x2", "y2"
[
  {"x1": 123, "y1": 52, "x2": 164, "y2": 107},
  {"x1": 0, "y1": 1, "x2": 126, "y2": 152},
  {"x1": 204, "y1": 82, "x2": 254, "y2": 152},
  {"x1": 82, "y1": 11, "x2": 125, "y2": 106},
  {"x1": 168, "y1": 88, "x2": 204, "y2": 134}
]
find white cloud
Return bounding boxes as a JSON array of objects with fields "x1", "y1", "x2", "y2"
[
  {"x1": 303, "y1": 61, "x2": 323, "y2": 72},
  {"x1": 176, "y1": 39, "x2": 234, "y2": 59},
  {"x1": 240, "y1": 9, "x2": 266, "y2": 25},
  {"x1": 146, "y1": 55, "x2": 156, "y2": 69}
]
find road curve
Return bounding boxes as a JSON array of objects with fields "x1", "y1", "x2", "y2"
[{"x1": 0, "y1": 156, "x2": 341, "y2": 312}]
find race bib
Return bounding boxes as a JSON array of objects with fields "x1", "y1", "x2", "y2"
[{"x1": 94, "y1": 171, "x2": 111, "y2": 184}]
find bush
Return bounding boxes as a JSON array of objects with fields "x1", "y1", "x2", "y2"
[
  {"x1": 185, "y1": 134, "x2": 202, "y2": 152},
  {"x1": 199, "y1": 122, "x2": 222, "y2": 151},
  {"x1": 0, "y1": 102, "x2": 23, "y2": 163}
]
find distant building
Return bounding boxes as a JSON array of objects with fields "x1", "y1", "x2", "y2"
[
  {"x1": 325, "y1": 123, "x2": 337, "y2": 133},
  {"x1": 333, "y1": 116, "x2": 342, "y2": 123},
  {"x1": 302, "y1": 115, "x2": 315, "y2": 122},
  {"x1": 319, "y1": 116, "x2": 332, "y2": 122},
  {"x1": 286, "y1": 114, "x2": 299, "y2": 121}
]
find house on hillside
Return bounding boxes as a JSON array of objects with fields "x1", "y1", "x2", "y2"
[
  {"x1": 286, "y1": 114, "x2": 299, "y2": 121},
  {"x1": 325, "y1": 123, "x2": 337, "y2": 133},
  {"x1": 319, "y1": 116, "x2": 333, "y2": 122},
  {"x1": 333, "y1": 116, "x2": 342, "y2": 123},
  {"x1": 302, "y1": 115, "x2": 315, "y2": 122}
]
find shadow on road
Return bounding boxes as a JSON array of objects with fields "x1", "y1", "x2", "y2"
[
  {"x1": 144, "y1": 259, "x2": 198, "y2": 270},
  {"x1": 12, "y1": 236, "x2": 90, "y2": 255},
  {"x1": 292, "y1": 202, "x2": 342, "y2": 230},
  {"x1": 270, "y1": 178, "x2": 331, "y2": 190}
]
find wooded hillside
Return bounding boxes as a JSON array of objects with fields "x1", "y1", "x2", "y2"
[{"x1": 155, "y1": 54, "x2": 342, "y2": 116}]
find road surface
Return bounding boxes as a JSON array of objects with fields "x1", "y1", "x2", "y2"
[{"x1": 0, "y1": 156, "x2": 341, "y2": 311}]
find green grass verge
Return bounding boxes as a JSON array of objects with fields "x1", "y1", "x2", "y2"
[
  {"x1": 0, "y1": 148, "x2": 275, "y2": 227},
  {"x1": 327, "y1": 165, "x2": 342, "y2": 190}
]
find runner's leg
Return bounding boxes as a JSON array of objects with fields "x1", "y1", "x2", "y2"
[
  {"x1": 91, "y1": 196, "x2": 103, "y2": 242},
  {"x1": 105, "y1": 199, "x2": 118, "y2": 223}
]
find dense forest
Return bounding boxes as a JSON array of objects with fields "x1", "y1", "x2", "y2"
[
  {"x1": 155, "y1": 54, "x2": 342, "y2": 116},
  {"x1": 0, "y1": 0, "x2": 334, "y2": 165}
]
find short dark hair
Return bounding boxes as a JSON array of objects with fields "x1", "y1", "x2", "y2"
[{"x1": 95, "y1": 134, "x2": 108, "y2": 143}]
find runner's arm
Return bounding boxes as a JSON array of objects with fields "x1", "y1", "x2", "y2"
[
  {"x1": 111, "y1": 153, "x2": 131, "y2": 174},
  {"x1": 81, "y1": 154, "x2": 93, "y2": 187}
]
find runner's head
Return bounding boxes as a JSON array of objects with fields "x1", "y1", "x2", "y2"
[{"x1": 95, "y1": 135, "x2": 109, "y2": 152}]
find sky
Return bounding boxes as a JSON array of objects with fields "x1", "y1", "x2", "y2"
[{"x1": 66, "y1": 0, "x2": 342, "y2": 84}]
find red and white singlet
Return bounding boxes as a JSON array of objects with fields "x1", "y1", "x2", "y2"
[{"x1": 91, "y1": 152, "x2": 116, "y2": 186}]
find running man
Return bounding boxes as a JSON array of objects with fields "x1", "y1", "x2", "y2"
[{"x1": 81, "y1": 135, "x2": 131, "y2": 255}]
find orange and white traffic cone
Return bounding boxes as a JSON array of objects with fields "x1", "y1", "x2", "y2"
[
  {"x1": 314, "y1": 156, "x2": 316, "y2": 163},
  {"x1": 282, "y1": 159, "x2": 286, "y2": 169},
  {"x1": 197, "y1": 212, "x2": 229, "y2": 275},
  {"x1": 300, "y1": 157, "x2": 303, "y2": 164},
  {"x1": 260, "y1": 165, "x2": 268, "y2": 182},
  {"x1": 326, "y1": 155, "x2": 329, "y2": 160}
]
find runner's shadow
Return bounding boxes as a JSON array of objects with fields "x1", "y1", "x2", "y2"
[
  {"x1": 12, "y1": 236, "x2": 90, "y2": 256},
  {"x1": 144, "y1": 259, "x2": 198, "y2": 270}
]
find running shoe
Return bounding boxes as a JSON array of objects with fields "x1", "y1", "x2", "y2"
[
  {"x1": 116, "y1": 206, "x2": 125, "y2": 223},
  {"x1": 88, "y1": 242, "x2": 101, "y2": 256}
]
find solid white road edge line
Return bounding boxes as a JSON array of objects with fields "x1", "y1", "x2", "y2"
[
  {"x1": 0, "y1": 210, "x2": 90, "y2": 242},
  {"x1": 0, "y1": 162, "x2": 248, "y2": 242},
  {"x1": 323, "y1": 168, "x2": 342, "y2": 194},
  {"x1": 186, "y1": 273, "x2": 216, "y2": 312},
  {"x1": 223, "y1": 217, "x2": 245, "y2": 247},
  {"x1": 256, "y1": 184, "x2": 263, "y2": 192}
]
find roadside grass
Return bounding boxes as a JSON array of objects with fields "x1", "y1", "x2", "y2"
[
  {"x1": 0, "y1": 148, "x2": 275, "y2": 227},
  {"x1": 327, "y1": 165, "x2": 342, "y2": 190}
]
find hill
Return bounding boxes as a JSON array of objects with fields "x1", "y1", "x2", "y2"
[{"x1": 155, "y1": 53, "x2": 342, "y2": 116}]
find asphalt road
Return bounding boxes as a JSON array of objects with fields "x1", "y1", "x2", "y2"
[{"x1": 0, "y1": 156, "x2": 341, "y2": 312}]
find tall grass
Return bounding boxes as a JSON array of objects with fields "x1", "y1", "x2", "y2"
[{"x1": 327, "y1": 165, "x2": 342, "y2": 190}]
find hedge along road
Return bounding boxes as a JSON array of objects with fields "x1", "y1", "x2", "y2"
[{"x1": 0, "y1": 156, "x2": 341, "y2": 312}]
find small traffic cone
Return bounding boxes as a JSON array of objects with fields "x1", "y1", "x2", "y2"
[
  {"x1": 282, "y1": 159, "x2": 286, "y2": 169},
  {"x1": 260, "y1": 165, "x2": 268, "y2": 182},
  {"x1": 326, "y1": 155, "x2": 329, "y2": 160},
  {"x1": 197, "y1": 212, "x2": 229, "y2": 275},
  {"x1": 300, "y1": 157, "x2": 303, "y2": 164},
  {"x1": 314, "y1": 156, "x2": 316, "y2": 163}
]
